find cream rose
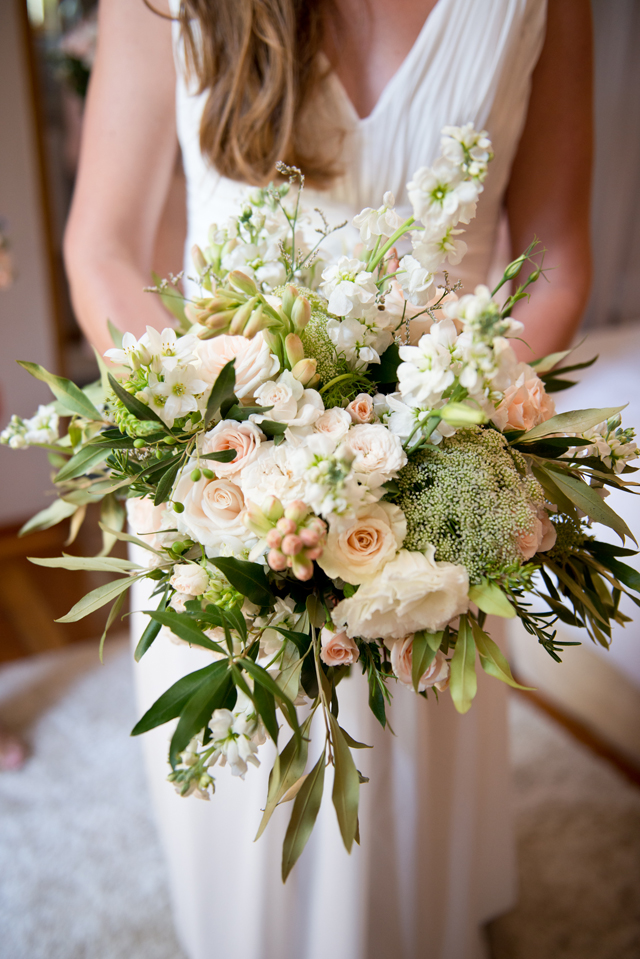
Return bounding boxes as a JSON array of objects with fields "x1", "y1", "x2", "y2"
[
  {"x1": 346, "y1": 393, "x2": 375, "y2": 424},
  {"x1": 126, "y1": 497, "x2": 174, "y2": 551},
  {"x1": 320, "y1": 627, "x2": 360, "y2": 667},
  {"x1": 492, "y1": 363, "x2": 555, "y2": 432},
  {"x1": 314, "y1": 407, "x2": 352, "y2": 445},
  {"x1": 332, "y1": 546, "x2": 469, "y2": 641},
  {"x1": 200, "y1": 420, "x2": 264, "y2": 477},
  {"x1": 195, "y1": 332, "x2": 279, "y2": 400},
  {"x1": 170, "y1": 563, "x2": 209, "y2": 596},
  {"x1": 343, "y1": 423, "x2": 407, "y2": 488},
  {"x1": 174, "y1": 473, "x2": 249, "y2": 550},
  {"x1": 318, "y1": 502, "x2": 406, "y2": 585},
  {"x1": 388, "y1": 638, "x2": 450, "y2": 692}
]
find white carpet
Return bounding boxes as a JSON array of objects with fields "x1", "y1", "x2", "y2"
[{"x1": 0, "y1": 638, "x2": 639, "y2": 959}]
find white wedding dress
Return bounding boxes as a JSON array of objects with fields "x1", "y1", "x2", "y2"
[{"x1": 130, "y1": 2, "x2": 547, "y2": 957}]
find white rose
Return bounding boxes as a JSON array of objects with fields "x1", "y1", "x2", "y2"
[
  {"x1": 346, "y1": 393, "x2": 375, "y2": 424},
  {"x1": 169, "y1": 591, "x2": 192, "y2": 613},
  {"x1": 174, "y1": 473, "x2": 249, "y2": 549},
  {"x1": 332, "y1": 547, "x2": 469, "y2": 641},
  {"x1": 195, "y1": 332, "x2": 279, "y2": 400},
  {"x1": 318, "y1": 502, "x2": 406, "y2": 585},
  {"x1": 170, "y1": 563, "x2": 210, "y2": 596},
  {"x1": 254, "y1": 371, "x2": 324, "y2": 441},
  {"x1": 388, "y1": 639, "x2": 450, "y2": 692},
  {"x1": 343, "y1": 423, "x2": 407, "y2": 488},
  {"x1": 319, "y1": 627, "x2": 360, "y2": 667},
  {"x1": 200, "y1": 420, "x2": 264, "y2": 478},
  {"x1": 314, "y1": 407, "x2": 352, "y2": 445}
]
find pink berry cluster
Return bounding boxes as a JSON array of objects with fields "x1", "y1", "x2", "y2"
[{"x1": 243, "y1": 497, "x2": 327, "y2": 581}]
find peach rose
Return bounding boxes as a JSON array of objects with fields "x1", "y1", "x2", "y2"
[
  {"x1": 516, "y1": 507, "x2": 557, "y2": 560},
  {"x1": 492, "y1": 363, "x2": 555, "y2": 433},
  {"x1": 319, "y1": 627, "x2": 359, "y2": 667},
  {"x1": 317, "y1": 502, "x2": 406, "y2": 585},
  {"x1": 201, "y1": 420, "x2": 264, "y2": 478},
  {"x1": 195, "y1": 332, "x2": 279, "y2": 400},
  {"x1": 174, "y1": 473, "x2": 248, "y2": 550},
  {"x1": 346, "y1": 393, "x2": 375, "y2": 424},
  {"x1": 389, "y1": 637, "x2": 450, "y2": 692}
]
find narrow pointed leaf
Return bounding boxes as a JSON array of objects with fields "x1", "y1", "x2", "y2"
[
  {"x1": 240, "y1": 659, "x2": 300, "y2": 739},
  {"x1": 449, "y1": 616, "x2": 477, "y2": 714},
  {"x1": 135, "y1": 591, "x2": 169, "y2": 661},
  {"x1": 329, "y1": 714, "x2": 360, "y2": 852},
  {"x1": 99, "y1": 591, "x2": 126, "y2": 663},
  {"x1": 19, "y1": 499, "x2": 77, "y2": 537},
  {"x1": 546, "y1": 468, "x2": 636, "y2": 542},
  {"x1": 169, "y1": 664, "x2": 233, "y2": 766},
  {"x1": 56, "y1": 575, "x2": 138, "y2": 623},
  {"x1": 107, "y1": 319, "x2": 123, "y2": 348},
  {"x1": 204, "y1": 360, "x2": 236, "y2": 427},
  {"x1": 411, "y1": 631, "x2": 438, "y2": 691},
  {"x1": 519, "y1": 405, "x2": 625, "y2": 442},
  {"x1": 29, "y1": 554, "x2": 138, "y2": 573},
  {"x1": 209, "y1": 556, "x2": 274, "y2": 607},
  {"x1": 255, "y1": 717, "x2": 311, "y2": 841},
  {"x1": 339, "y1": 727, "x2": 372, "y2": 749},
  {"x1": 17, "y1": 361, "x2": 102, "y2": 420},
  {"x1": 469, "y1": 581, "x2": 515, "y2": 618},
  {"x1": 55, "y1": 445, "x2": 106, "y2": 483},
  {"x1": 470, "y1": 619, "x2": 534, "y2": 690},
  {"x1": 108, "y1": 373, "x2": 165, "y2": 425},
  {"x1": 282, "y1": 751, "x2": 325, "y2": 881},
  {"x1": 146, "y1": 609, "x2": 227, "y2": 656}
]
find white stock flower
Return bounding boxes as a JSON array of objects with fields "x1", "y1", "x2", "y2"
[
  {"x1": 411, "y1": 225, "x2": 467, "y2": 272},
  {"x1": 318, "y1": 502, "x2": 406, "y2": 585},
  {"x1": 253, "y1": 371, "x2": 324, "y2": 441},
  {"x1": 407, "y1": 158, "x2": 481, "y2": 227},
  {"x1": 352, "y1": 192, "x2": 403, "y2": 250},
  {"x1": 332, "y1": 546, "x2": 469, "y2": 641},
  {"x1": 320, "y1": 256, "x2": 378, "y2": 320},
  {"x1": 440, "y1": 124, "x2": 493, "y2": 180},
  {"x1": 195, "y1": 332, "x2": 280, "y2": 400},
  {"x1": 288, "y1": 436, "x2": 372, "y2": 519},
  {"x1": 141, "y1": 365, "x2": 208, "y2": 428},
  {"x1": 397, "y1": 254, "x2": 436, "y2": 306},
  {"x1": 327, "y1": 317, "x2": 391, "y2": 371},
  {"x1": 397, "y1": 319, "x2": 458, "y2": 408},
  {"x1": 208, "y1": 707, "x2": 262, "y2": 779},
  {"x1": 342, "y1": 423, "x2": 407, "y2": 488},
  {"x1": 380, "y1": 392, "x2": 455, "y2": 445}
]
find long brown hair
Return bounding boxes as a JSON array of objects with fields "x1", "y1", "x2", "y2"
[{"x1": 176, "y1": 0, "x2": 342, "y2": 187}]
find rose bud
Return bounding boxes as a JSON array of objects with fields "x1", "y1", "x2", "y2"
[
  {"x1": 284, "y1": 500, "x2": 309, "y2": 524},
  {"x1": 304, "y1": 546, "x2": 323, "y2": 561},
  {"x1": 291, "y1": 358, "x2": 317, "y2": 386},
  {"x1": 299, "y1": 527, "x2": 319, "y2": 548}
]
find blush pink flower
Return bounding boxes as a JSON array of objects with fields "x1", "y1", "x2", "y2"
[
  {"x1": 319, "y1": 627, "x2": 360, "y2": 667},
  {"x1": 492, "y1": 363, "x2": 555, "y2": 433},
  {"x1": 200, "y1": 420, "x2": 264, "y2": 477},
  {"x1": 346, "y1": 393, "x2": 375, "y2": 424},
  {"x1": 388, "y1": 637, "x2": 450, "y2": 692}
]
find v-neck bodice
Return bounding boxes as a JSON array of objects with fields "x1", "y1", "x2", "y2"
[{"x1": 173, "y1": 0, "x2": 547, "y2": 294}]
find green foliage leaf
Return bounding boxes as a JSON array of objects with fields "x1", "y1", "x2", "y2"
[
  {"x1": 17, "y1": 361, "x2": 102, "y2": 420},
  {"x1": 259, "y1": 420, "x2": 288, "y2": 437},
  {"x1": 19, "y1": 499, "x2": 77, "y2": 537},
  {"x1": 169, "y1": 664, "x2": 233, "y2": 766},
  {"x1": 371, "y1": 342, "x2": 400, "y2": 384},
  {"x1": 339, "y1": 727, "x2": 372, "y2": 749},
  {"x1": 272, "y1": 627, "x2": 311, "y2": 657},
  {"x1": 329, "y1": 714, "x2": 360, "y2": 852},
  {"x1": 98, "y1": 591, "x2": 126, "y2": 663},
  {"x1": 55, "y1": 445, "x2": 107, "y2": 483},
  {"x1": 28, "y1": 554, "x2": 138, "y2": 573},
  {"x1": 240, "y1": 659, "x2": 300, "y2": 739},
  {"x1": 107, "y1": 319, "x2": 123, "y2": 348},
  {"x1": 519, "y1": 405, "x2": 626, "y2": 442},
  {"x1": 209, "y1": 556, "x2": 274, "y2": 607},
  {"x1": 252, "y1": 679, "x2": 279, "y2": 744},
  {"x1": 546, "y1": 468, "x2": 636, "y2": 543},
  {"x1": 205, "y1": 360, "x2": 236, "y2": 427},
  {"x1": 469, "y1": 581, "x2": 515, "y2": 618},
  {"x1": 153, "y1": 454, "x2": 184, "y2": 506},
  {"x1": 449, "y1": 616, "x2": 477, "y2": 714},
  {"x1": 56, "y1": 575, "x2": 139, "y2": 623},
  {"x1": 146, "y1": 609, "x2": 227, "y2": 656},
  {"x1": 255, "y1": 717, "x2": 311, "y2": 841},
  {"x1": 411, "y1": 631, "x2": 438, "y2": 691},
  {"x1": 469, "y1": 619, "x2": 534, "y2": 690},
  {"x1": 99, "y1": 494, "x2": 126, "y2": 556},
  {"x1": 108, "y1": 373, "x2": 165, "y2": 425},
  {"x1": 200, "y1": 449, "x2": 238, "y2": 463},
  {"x1": 134, "y1": 591, "x2": 168, "y2": 662},
  {"x1": 281, "y1": 750, "x2": 325, "y2": 882},
  {"x1": 131, "y1": 662, "x2": 221, "y2": 735}
]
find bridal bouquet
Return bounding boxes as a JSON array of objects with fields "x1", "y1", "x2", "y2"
[{"x1": 4, "y1": 125, "x2": 639, "y2": 878}]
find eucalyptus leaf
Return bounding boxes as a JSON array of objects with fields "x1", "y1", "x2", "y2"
[
  {"x1": 19, "y1": 499, "x2": 77, "y2": 537},
  {"x1": 519, "y1": 405, "x2": 625, "y2": 442},
  {"x1": 449, "y1": 616, "x2": 477, "y2": 714},
  {"x1": 209, "y1": 556, "x2": 274, "y2": 607},
  {"x1": 470, "y1": 619, "x2": 534, "y2": 690},
  {"x1": 131, "y1": 662, "x2": 221, "y2": 735},
  {"x1": 546, "y1": 468, "x2": 636, "y2": 543},
  {"x1": 468, "y1": 581, "x2": 515, "y2": 618},
  {"x1": 281, "y1": 751, "x2": 326, "y2": 882},
  {"x1": 17, "y1": 361, "x2": 103, "y2": 420},
  {"x1": 56, "y1": 575, "x2": 139, "y2": 623},
  {"x1": 329, "y1": 714, "x2": 360, "y2": 852},
  {"x1": 99, "y1": 494, "x2": 125, "y2": 556}
]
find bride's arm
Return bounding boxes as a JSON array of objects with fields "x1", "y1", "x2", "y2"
[
  {"x1": 64, "y1": 0, "x2": 179, "y2": 356},
  {"x1": 506, "y1": 0, "x2": 593, "y2": 360}
]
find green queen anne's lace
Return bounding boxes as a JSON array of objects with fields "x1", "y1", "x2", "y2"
[{"x1": 395, "y1": 427, "x2": 545, "y2": 583}]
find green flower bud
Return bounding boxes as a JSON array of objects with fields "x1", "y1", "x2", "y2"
[
  {"x1": 229, "y1": 297, "x2": 259, "y2": 335},
  {"x1": 133, "y1": 438, "x2": 146, "y2": 449},
  {"x1": 291, "y1": 357, "x2": 317, "y2": 386},
  {"x1": 291, "y1": 296, "x2": 311, "y2": 331},
  {"x1": 202, "y1": 468, "x2": 214, "y2": 479},
  {"x1": 242, "y1": 304, "x2": 268, "y2": 339},
  {"x1": 281, "y1": 284, "x2": 298, "y2": 318},
  {"x1": 192, "y1": 244, "x2": 207, "y2": 275},
  {"x1": 284, "y1": 333, "x2": 305, "y2": 367},
  {"x1": 228, "y1": 270, "x2": 258, "y2": 297},
  {"x1": 503, "y1": 254, "x2": 526, "y2": 281},
  {"x1": 191, "y1": 468, "x2": 202, "y2": 482}
]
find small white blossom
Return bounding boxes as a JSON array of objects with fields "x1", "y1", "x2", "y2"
[
  {"x1": 144, "y1": 327, "x2": 200, "y2": 373},
  {"x1": 352, "y1": 192, "x2": 403, "y2": 251},
  {"x1": 397, "y1": 319, "x2": 458, "y2": 408},
  {"x1": 104, "y1": 331, "x2": 152, "y2": 370},
  {"x1": 1, "y1": 404, "x2": 59, "y2": 448},
  {"x1": 141, "y1": 365, "x2": 208, "y2": 428},
  {"x1": 397, "y1": 254, "x2": 436, "y2": 306},
  {"x1": 407, "y1": 158, "x2": 481, "y2": 228},
  {"x1": 320, "y1": 256, "x2": 378, "y2": 320}
]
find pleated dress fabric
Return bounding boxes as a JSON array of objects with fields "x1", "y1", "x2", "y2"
[{"x1": 130, "y1": 2, "x2": 547, "y2": 957}]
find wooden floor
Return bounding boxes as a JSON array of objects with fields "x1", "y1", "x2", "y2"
[{"x1": 0, "y1": 505, "x2": 129, "y2": 665}]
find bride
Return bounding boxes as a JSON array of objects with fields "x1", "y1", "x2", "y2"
[{"x1": 64, "y1": 1, "x2": 592, "y2": 957}]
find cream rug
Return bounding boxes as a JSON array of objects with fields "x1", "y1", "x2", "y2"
[{"x1": 0, "y1": 638, "x2": 639, "y2": 959}]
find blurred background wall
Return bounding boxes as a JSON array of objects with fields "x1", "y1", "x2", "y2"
[{"x1": 0, "y1": 0, "x2": 639, "y2": 766}]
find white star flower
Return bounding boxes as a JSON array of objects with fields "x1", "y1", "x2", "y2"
[{"x1": 142, "y1": 365, "x2": 208, "y2": 428}]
